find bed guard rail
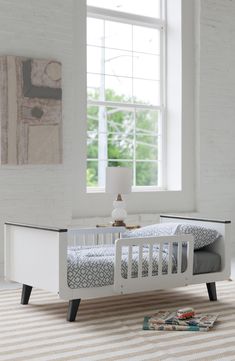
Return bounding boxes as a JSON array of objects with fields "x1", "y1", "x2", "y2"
[{"x1": 114, "y1": 235, "x2": 194, "y2": 294}]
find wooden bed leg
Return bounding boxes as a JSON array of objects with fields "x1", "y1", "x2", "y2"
[
  {"x1": 21, "y1": 284, "x2": 33, "y2": 305},
  {"x1": 67, "y1": 299, "x2": 81, "y2": 322},
  {"x1": 206, "y1": 282, "x2": 217, "y2": 301}
]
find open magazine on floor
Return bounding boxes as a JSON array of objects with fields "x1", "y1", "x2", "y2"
[{"x1": 143, "y1": 310, "x2": 219, "y2": 331}]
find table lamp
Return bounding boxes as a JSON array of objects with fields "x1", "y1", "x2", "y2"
[{"x1": 106, "y1": 167, "x2": 132, "y2": 227}]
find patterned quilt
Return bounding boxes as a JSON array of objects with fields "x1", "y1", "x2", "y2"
[{"x1": 67, "y1": 245, "x2": 177, "y2": 289}]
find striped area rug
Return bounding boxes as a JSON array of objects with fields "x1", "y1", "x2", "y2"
[{"x1": 0, "y1": 281, "x2": 235, "y2": 361}]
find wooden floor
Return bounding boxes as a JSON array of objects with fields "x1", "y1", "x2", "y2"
[{"x1": 0, "y1": 281, "x2": 235, "y2": 361}]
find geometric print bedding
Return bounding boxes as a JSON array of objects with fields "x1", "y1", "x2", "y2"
[
  {"x1": 67, "y1": 223, "x2": 220, "y2": 289},
  {"x1": 123, "y1": 222, "x2": 221, "y2": 250},
  {"x1": 175, "y1": 223, "x2": 221, "y2": 249},
  {"x1": 67, "y1": 244, "x2": 177, "y2": 289}
]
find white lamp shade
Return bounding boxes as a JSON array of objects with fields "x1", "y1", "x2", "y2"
[{"x1": 106, "y1": 167, "x2": 132, "y2": 194}]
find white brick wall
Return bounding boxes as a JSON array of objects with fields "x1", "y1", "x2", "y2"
[{"x1": 197, "y1": 0, "x2": 235, "y2": 248}]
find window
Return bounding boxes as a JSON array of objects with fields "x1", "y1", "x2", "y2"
[{"x1": 86, "y1": 0, "x2": 165, "y2": 190}]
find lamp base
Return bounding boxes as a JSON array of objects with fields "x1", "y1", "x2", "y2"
[
  {"x1": 112, "y1": 220, "x2": 126, "y2": 227},
  {"x1": 111, "y1": 197, "x2": 127, "y2": 228}
]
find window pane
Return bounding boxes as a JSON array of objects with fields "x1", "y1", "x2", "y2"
[
  {"x1": 136, "y1": 135, "x2": 158, "y2": 160},
  {"x1": 108, "y1": 160, "x2": 133, "y2": 168},
  {"x1": 133, "y1": 26, "x2": 160, "y2": 54},
  {"x1": 133, "y1": 53, "x2": 160, "y2": 80},
  {"x1": 107, "y1": 107, "x2": 134, "y2": 134},
  {"x1": 108, "y1": 134, "x2": 133, "y2": 160},
  {"x1": 105, "y1": 75, "x2": 132, "y2": 101},
  {"x1": 133, "y1": 79, "x2": 160, "y2": 105},
  {"x1": 136, "y1": 110, "x2": 159, "y2": 133},
  {"x1": 105, "y1": 48, "x2": 132, "y2": 77},
  {"x1": 87, "y1": 18, "x2": 104, "y2": 47},
  {"x1": 87, "y1": 73, "x2": 103, "y2": 100},
  {"x1": 87, "y1": 106, "x2": 99, "y2": 131},
  {"x1": 87, "y1": 160, "x2": 98, "y2": 186},
  {"x1": 105, "y1": 21, "x2": 132, "y2": 51},
  {"x1": 107, "y1": 108, "x2": 134, "y2": 160},
  {"x1": 87, "y1": 0, "x2": 160, "y2": 19},
  {"x1": 87, "y1": 135, "x2": 98, "y2": 159},
  {"x1": 87, "y1": 46, "x2": 104, "y2": 74},
  {"x1": 136, "y1": 162, "x2": 158, "y2": 186},
  {"x1": 88, "y1": 74, "x2": 134, "y2": 102}
]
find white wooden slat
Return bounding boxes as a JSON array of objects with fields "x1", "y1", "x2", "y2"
[
  {"x1": 158, "y1": 243, "x2": 163, "y2": 275},
  {"x1": 110, "y1": 233, "x2": 113, "y2": 244},
  {"x1": 138, "y1": 245, "x2": 143, "y2": 279},
  {"x1": 128, "y1": 245, "x2": 132, "y2": 279},
  {"x1": 177, "y1": 242, "x2": 182, "y2": 274},
  {"x1": 186, "y1": 237, "x2": 194, "y2": 276},
  {"x1": 168, "y1": 242, "x2": 172, "y2": 274},
  {"x1": 149, "y1": 244, "x2": 153, "y2": 277}
]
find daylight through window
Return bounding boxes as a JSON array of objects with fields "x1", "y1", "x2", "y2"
[{"x1": 86, "y1": 0, "x2": 165, "y2": 189}]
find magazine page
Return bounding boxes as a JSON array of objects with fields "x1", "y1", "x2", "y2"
[
  {"x1": 143, "y1": 311, "x2": 219, "y2": 331},
  {"x1": 143, "y1": 317, "x2": 209, "y2": 331}
]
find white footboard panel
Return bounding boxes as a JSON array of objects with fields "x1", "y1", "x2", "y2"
[
  {"x1": 4, "y1": 223, "x2": 67, "y2": 294},
  {"x1": 114, "y1": 235, "x2": 194, "y2": 294}
]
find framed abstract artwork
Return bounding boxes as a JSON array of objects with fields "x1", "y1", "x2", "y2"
[{"x1": 0, "y1": 56, "x2": 62, "y2": 164}]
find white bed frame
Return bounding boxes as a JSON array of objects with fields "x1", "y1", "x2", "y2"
[{"x1": 4, "y1": 215, "x2": 231, "y2": 321}]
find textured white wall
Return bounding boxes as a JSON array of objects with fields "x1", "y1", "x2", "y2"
[{"x1": 196, "y1": 0, "x2": 235, "y2": 244}]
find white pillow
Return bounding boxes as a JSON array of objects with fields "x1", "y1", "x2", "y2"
[
  {"x1": 123, "y1": 222, "x2": 179, "y2": 239},
  {"x1": 123, "y1": 222, "x2": 221, "y2": 250},
  {"x1": 175, "y1": 223, "x2": 221, "y2": 250}
]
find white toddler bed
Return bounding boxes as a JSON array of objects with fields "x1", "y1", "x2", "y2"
[{"x1": 4, "y1": 215, "x2": 231, "y2": 321}]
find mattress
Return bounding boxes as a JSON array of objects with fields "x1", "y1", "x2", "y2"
[{"x1": 67, "y1": 245, "x2": 221, "y2": 289}]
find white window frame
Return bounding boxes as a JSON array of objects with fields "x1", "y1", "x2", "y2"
[{"x1": 86, "y1": 1, "x2": 167, "y2": 193}]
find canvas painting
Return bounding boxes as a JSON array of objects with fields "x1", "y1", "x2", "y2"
[{"x1": 0, "y1": 56, "x2": 62, "y2": 164}]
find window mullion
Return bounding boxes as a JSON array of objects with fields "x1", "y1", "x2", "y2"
[
  {"x1": 158, "y1": 10, "x2": 167, "y2": 188},
  {"x1": 133, "y1": 110, "x2": 137, "y2": 187},
  {"x1": 98, "y1": 21, "x2": 107, "y2": 188},
  {"x1": 87, "y1": 99, "x2": 163, "y2": 112}
]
